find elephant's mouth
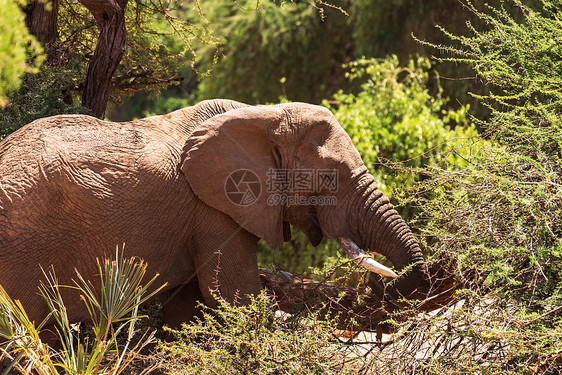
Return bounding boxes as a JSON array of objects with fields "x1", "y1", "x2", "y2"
[{"x1": 337, "y1": 237, "x2": 398, "y2": 278}]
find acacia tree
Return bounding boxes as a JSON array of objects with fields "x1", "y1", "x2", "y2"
[
  {"x1": 21, "y1": 0, "x2": 206, "y2": 119},
  {"x1": 24, "y1": 0, "x2": 136, "y2": 118},
  {"x1": 22, "y1": 0, "x2": 128, "y2": 118},
  {"x1": 29, "y1": 0, "x2": 129, "y2": 118},
  {"x1": 21, "y1": 0, "x2": 346, "y2": 120}
]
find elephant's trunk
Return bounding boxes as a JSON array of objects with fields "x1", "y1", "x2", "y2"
[{"x1": 348, "y1": 174, "x2": 426, "y2": 299}]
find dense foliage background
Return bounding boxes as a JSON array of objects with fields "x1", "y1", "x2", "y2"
[
  {"x1": 2, "y1": 0, "x2": 562, "y2": 373},
  {"x1": 0, "y1": 0, "x2": 43, "y2": 107}
]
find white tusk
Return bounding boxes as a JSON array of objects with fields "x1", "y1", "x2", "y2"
[{"x1": 337, "y1": 237, "x2": 398, "y2": 278}]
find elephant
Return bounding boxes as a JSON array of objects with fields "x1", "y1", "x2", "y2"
[{"x1": 0, "y1": 99, "x2": 426, "y2": 328}]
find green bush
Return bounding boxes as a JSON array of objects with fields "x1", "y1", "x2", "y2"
[
  {"x1": 158, "y1": 290, "x2": 371, "y2": 374},
  {"x1": 386, "y1": 0, "x2": 562, "y2": 372},
  {"x1": 325, "y1": 55, "x2": 477, "y2": 196},
  {"x1": 411, "y1": 0, "x2": 562, "y2": 312},
  {"x1": 0, "y1": 0, "x2": 43, "y2": 108}
]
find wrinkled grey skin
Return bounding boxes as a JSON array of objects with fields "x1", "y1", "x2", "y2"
[{"x1": 0, "y1": 99, "x2": 424, "y2": 327}]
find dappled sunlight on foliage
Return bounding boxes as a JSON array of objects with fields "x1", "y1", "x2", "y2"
[
  {"x1": 157, "y1": 290, "x2": 377, "y2": 374},
  {"x1": 325, "y1": 56, "x2": 478, "y2": 196},
  {"x1": 390, "y1": 1, "x2": 562, "y2": 372},
  {"x1": 0, "y1": 0, "x2": 43, "y2": 108}
]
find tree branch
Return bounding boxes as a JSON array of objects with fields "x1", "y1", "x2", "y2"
[
  {"x1": 259, "y1": 259, "x2": 458, "y2": 332},
  {"x1": 110, "y1": 73, "x2": 184, "y2": 91}
]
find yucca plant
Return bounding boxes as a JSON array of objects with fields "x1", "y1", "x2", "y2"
[
  {"x1": 0, "y1": 285, "x2": 55, "y2": 374},
  {"x1": 0, "y1": 249, "x2": 165, "y2": 374}
]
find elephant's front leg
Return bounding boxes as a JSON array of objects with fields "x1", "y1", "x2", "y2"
[
  {"x1": 192, "y1": 212, "x2": 262, "y2": 309},
  {"x1": 158, "y1": 278, "x2": 204, "y2": 331}
]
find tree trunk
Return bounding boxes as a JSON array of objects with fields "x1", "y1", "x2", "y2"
[
  {"x1": 24, "y1": 0, "x2": 61, "y2": 61},
  {"x1": 78, "y1": 0, "x2": 128, "y2": 119}
]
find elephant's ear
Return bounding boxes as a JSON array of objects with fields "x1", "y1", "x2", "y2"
[{"x1": 181, "y1": 106, "x2": 288, "y2": 247}]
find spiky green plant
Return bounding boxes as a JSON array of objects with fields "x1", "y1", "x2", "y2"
[
  {"x1": 0, "y1": 249, "x2": 165, "y2": 374},
  {"x1": 0, "y1": 285, "x2": 55, "y2": 374}
]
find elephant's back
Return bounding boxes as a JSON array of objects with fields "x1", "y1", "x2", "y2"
[
  {"x1": 0, "y1": 114, "x2": 182, "y2": 182},
  {"x1": 0, "y1": 114, "x2": 188, "y2": 249},
  {"x1": 0, "y1": 116, "x2": 145, "y2": 205},
  {"x1": 0, "y1": 115, "x2": 146, "y2": 170}
]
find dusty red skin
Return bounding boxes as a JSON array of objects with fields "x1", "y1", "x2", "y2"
[{"x1": 0, "y1": 99, "x2": 425, "y2": 328}]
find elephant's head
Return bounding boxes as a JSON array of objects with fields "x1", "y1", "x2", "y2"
[{"x1": 181, "y1": 103, "x2": 426, "y2": 300}]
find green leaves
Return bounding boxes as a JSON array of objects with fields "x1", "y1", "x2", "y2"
[
  {"x1": 195, "y1": 0, "x2": 349, "y2": 104},
  {"x1": 422, "y1": 1, "x2": 562, "y2": 158},
  {"x1": 0, "y1": 0, "x2": 44, "y2": 107},
  {"x1": 0, "y1": 250, "x2": 164, "y2": 374},
  {"x1": 0, "y1": 285, "x2": 55, "y2": 374},
  {"x1": 410, "y1": 0, "x2": 562, "y2": 300},
  {"x1": 74, "y1": 250, "x2": 164, "y2": 343},
  {"x1": 391, "y1": 2, "x2": 562, "y2": 370},
  {"x1": 325, "y1": 56, "x2": 477, "y2": 196},
  {"x1": 158, "y1": 290, "x2": 362, "y2": 374}
]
